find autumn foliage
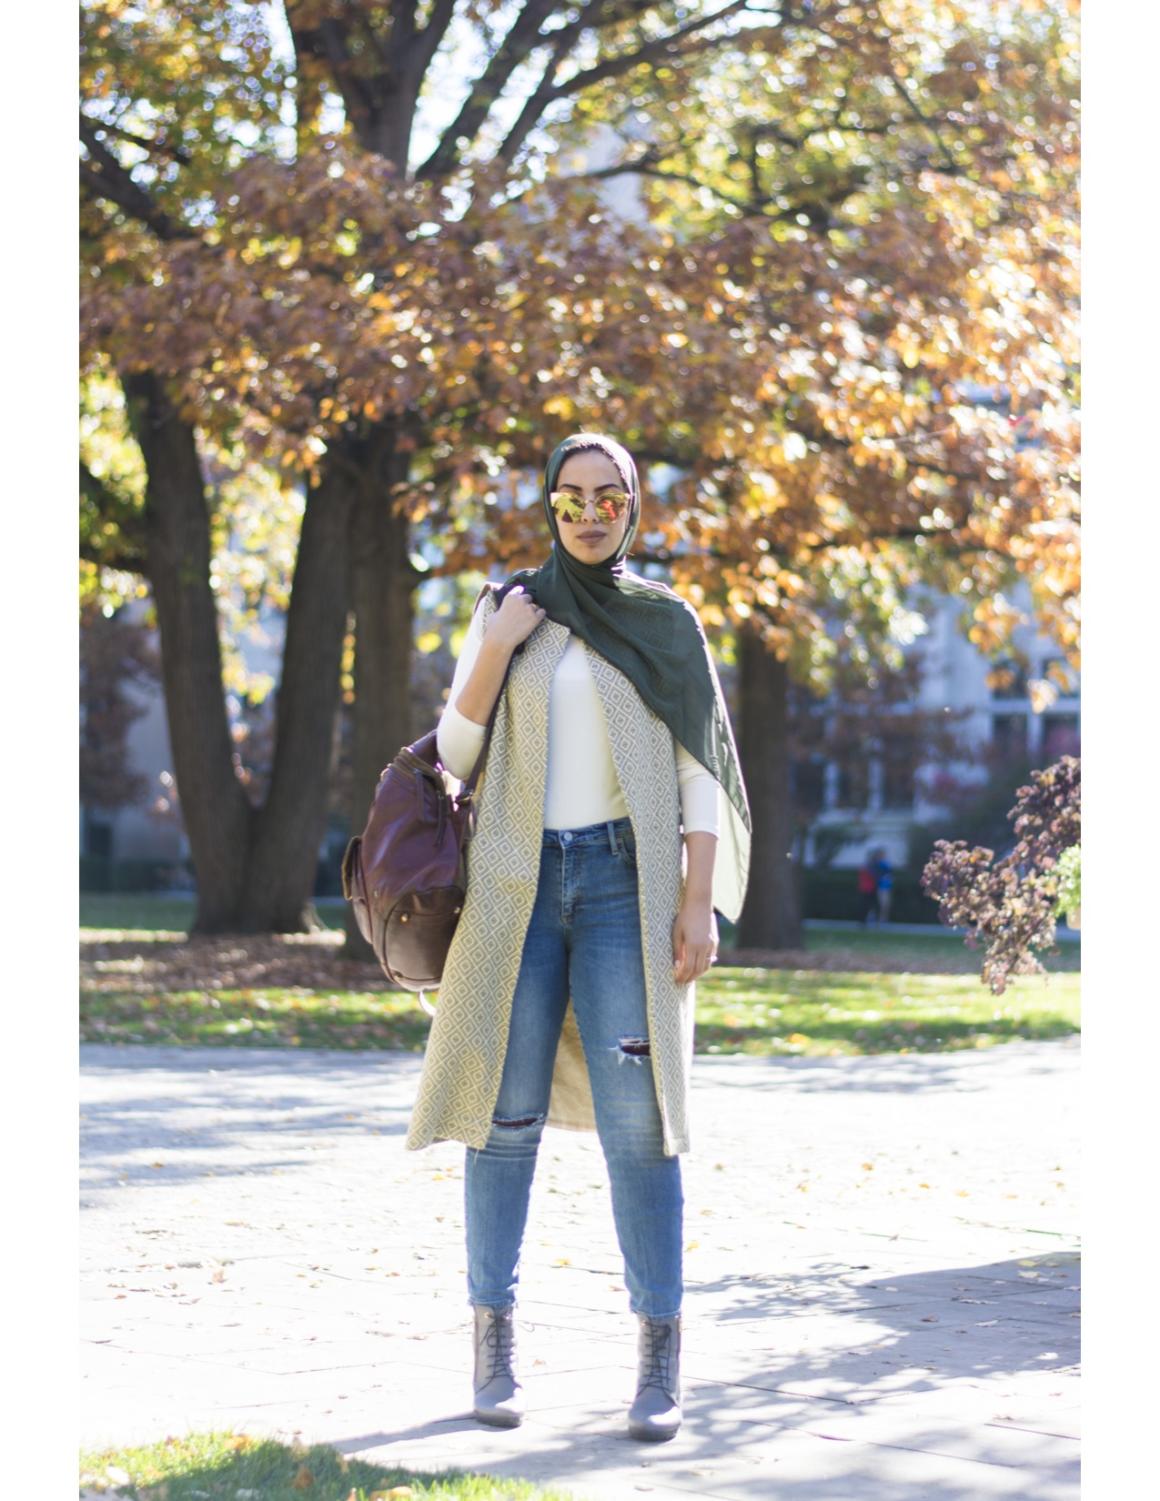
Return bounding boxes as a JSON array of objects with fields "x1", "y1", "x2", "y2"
[
  {"x1": 921, "y1": 755, "x2": 1080, "y2": 994},
  {"x1": 80, "y1": 1, "x2": 1080, "y2": 937}
]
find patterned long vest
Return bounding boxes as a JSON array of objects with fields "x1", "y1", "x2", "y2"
[{"x1": 404, "y1": 585, "x2": 696, "y2": 1157}]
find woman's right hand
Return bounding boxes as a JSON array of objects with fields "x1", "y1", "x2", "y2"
[{"x1": 486, "y1": 585, "x2": 547, "y2": 652}]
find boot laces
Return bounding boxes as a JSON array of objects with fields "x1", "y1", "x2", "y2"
[
  {"x1": 640, "y1": 1319, "x2": 674, "y2": 1394},
  {"x1": 483, "y1": 1310, "x2": 516, "y2": 1381}
]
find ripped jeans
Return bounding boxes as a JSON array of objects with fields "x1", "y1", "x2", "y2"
[{"x1": 464, "y1": 816, "x2": 683, "y2": 1319}]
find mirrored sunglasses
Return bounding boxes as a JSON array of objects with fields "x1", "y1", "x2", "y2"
[{"x1": 548, "y1": 487, "x2": 632, "y2": 524}]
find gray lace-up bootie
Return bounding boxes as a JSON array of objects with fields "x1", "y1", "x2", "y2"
[
  {"x1": 471, "y1": 1303, "x2": 525, "y2": 1427},
  {"x1": 627, "y1": 1312, "x2": 682, "y2": 1442}
]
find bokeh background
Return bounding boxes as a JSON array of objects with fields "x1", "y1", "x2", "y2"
[{"x1": 79, "y1": 0, "x2": 1079, "y2": 984}]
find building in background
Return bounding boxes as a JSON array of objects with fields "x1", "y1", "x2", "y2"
[
  {"x1": 797, "y1": 578, "x2": 1080, "y2": 873},
  {"x1": 81, "y1": 563, "x2": 1080, "y2": 886}
]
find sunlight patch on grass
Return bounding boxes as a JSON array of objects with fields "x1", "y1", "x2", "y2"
[
  {"x1": 81, "y1": 986, "x2": 431, "y2": 1052},
  {"x1": 81, "y1": 965, "x2": 1079, "y2": 1058},
  {"x1": 694, "y1": 966, "x2": 1078, "y2": 1056},
  {"x1": 80, "y1": 1430, "x2": 577, "y2": 1500}
]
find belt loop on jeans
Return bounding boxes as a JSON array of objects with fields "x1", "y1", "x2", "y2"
[{"x1": 606, "y1": 819, "x2": 617, "y2": 855}]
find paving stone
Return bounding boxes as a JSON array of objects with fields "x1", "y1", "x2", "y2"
[{"x1": 81, "y1": 1037, "x2": 1080, "y2": 1497}]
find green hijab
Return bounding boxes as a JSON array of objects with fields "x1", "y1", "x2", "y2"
[{"x1": 498, "y1": 432, "x2": 752, "y2": 922}]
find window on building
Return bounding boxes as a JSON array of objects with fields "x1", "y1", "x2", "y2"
[
  {"x1": 1040, "y1": 656, "x2": 1078, "y2": 697},
  {"x1": 989, "y1": 656, "x2": 1028, "y2": 700},
  {"x1": 836, "y1": 758, "x2": 871, "y2": 810},
  {"x1": 881, "y1": 735, "x2": 918, "y2": 810},
  {"x1": 1042, "y1": 713, "x2": 1080, "y2": 760},
  {"x1": 991, "y1": 713, "x2": 1029, "y2": 762},
  {"x1": 82, "y1": 810, "x2": 114, "y2": 861},
  {"x1": 791, "y1": 757, "x2": 827, "y2": 813}
]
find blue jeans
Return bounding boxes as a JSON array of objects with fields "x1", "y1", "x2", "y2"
[{"x1": 464, "y1": 816, "x2": 684, "y2": 1319}]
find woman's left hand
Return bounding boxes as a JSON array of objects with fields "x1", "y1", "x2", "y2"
[{"x1": 672, "y1": 895, "x2": 719, "y2": 983}]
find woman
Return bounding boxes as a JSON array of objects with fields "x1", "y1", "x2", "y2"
[{"x1": 406, "y1": 432, "x2": 751, "y2": 1443}]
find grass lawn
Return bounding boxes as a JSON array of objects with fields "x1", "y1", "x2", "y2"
[
  {"x1": 694, "y1": 966, "x2": 1078, "y2": 1055},
  {"x1": 80, "y1": 1431, "x2": 575, "y2": 1501},
  {"x1": 790, "y1": 922, "x2": 1079, "y2": 974},
  {"x1": 79, "y1": 893, "x2": 1080, "y2": 972},
  {"x1": 81, "y1": 965, "x2": 1079, "y2": 1059},
  {"x1": 81, "y1": 894, "x2": 1078, "y2": 1059},
  {"x1": 83, "y1": 986, "x2": 434, "y2": 1052}
]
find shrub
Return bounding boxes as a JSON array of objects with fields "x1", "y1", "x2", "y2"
[{"x1": 921, "y1": 756, "x2": 1080, "y2": 994}]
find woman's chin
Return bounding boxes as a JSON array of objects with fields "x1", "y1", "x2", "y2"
[{"x1": 564, "y1": 536, "x2": 617, "y2": 564}]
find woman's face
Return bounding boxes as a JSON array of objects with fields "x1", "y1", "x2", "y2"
[{"x1": 552, "y1": 449, "x2": 631, "y2": 566}]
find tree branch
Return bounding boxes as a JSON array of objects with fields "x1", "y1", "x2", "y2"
[
  {"x1": 629, "y1": 529, "x2": 1002, "y2": 573},
  {"x1": 552, "y1": 151, "x2": 757, "y2": 212},
  {"x1": 79, "y1": 537, "x2": 150, "y2": 575},
  {"x1": 286, "y1": 9, "x2": 389, "y2": 148},
  {"x1": 533, "y1": 149, "x2": 815, "y2": 222},
  {"x1": 317, "y1": 16, "x2": 378, "y2": 138},
  {"x1": 496, "y1": 3, "x2": 613, "y2": 168},
  {"x1": 79, "y1": 114, "x2": 183, "y2": 239},
  {"x1": 546, "y1": 4, "x2": 771, "y2": 103},
  {"x1": 419, "y1": 0, "x2": 775, "y2": 181},
  {"x1": 80, "y1": 461, "x2": 150, "y2": 574},
  {"x1": 415, "y1": 0, "x2": 561, "y2": 179},
  {"x1": 888, "y1": 70, "x2": 963, "y2": 177},
  {"x1": 81, "y1": 113, "x2": 192, "y2": 165},
  {"x1": 406, "y1": 0, "x2": 460, "y2": 84}
]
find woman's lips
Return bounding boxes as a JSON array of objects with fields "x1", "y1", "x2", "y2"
[{"x1": 578, "y1": 531, "x2": 606, "y2": 540}]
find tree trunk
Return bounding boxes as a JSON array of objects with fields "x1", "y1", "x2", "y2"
[
  {"x1": 240, "y1": 463, "x2": 357, "y2": 931},
  {"x1": 735, "y1": 623, "x2": 803, "y2": 950},
  {"x1": 122, "y1": 370, "x2": 254, "y2": 932},
  {"x1": 343, "y1": 435, "x2": 421, "y2": 957}
]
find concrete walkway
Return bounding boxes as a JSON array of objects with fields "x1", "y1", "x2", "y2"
[{"x1": 81, "y1": 1038, "x2": 1080, "y2": 1499}]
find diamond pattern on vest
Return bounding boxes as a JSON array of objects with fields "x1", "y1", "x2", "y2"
[{"x1": 404, "y1": 587, "x2": 695, "y2": 1157}]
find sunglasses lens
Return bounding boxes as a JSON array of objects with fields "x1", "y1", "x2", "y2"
[
  {"x1": 549, "y1": 489, "x2": 630, "y2": 522},
  {"x1": 551, "y1": 493, "x2": 585, "y2": 522}
]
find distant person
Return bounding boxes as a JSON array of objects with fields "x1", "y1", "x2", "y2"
[
  {"x1": 856, "y1": 861, "x2": 878, "y2": 925},
  {"x1": 874, "y1": 851, "x2": 894, "y2": 924}
]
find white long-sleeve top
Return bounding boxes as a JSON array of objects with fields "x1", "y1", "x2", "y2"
[{"x1": 436, "y1": 606, "x2": 721, "y2": 836}]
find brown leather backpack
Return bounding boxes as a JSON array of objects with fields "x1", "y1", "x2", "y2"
[{"x1": 341, "y1": 581, "x2": 521, "y2": 1015}]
